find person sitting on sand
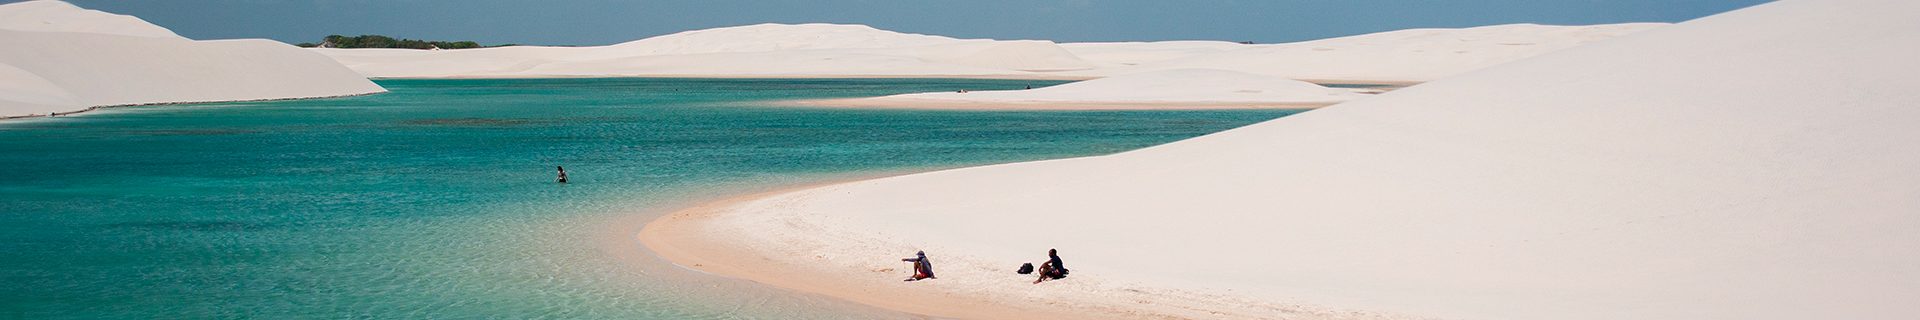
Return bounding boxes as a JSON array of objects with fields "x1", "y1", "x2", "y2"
[
  {"x1": 556, "y1": 166, "x2": 569, "y2": 184},
  {"x1": 902, "y1": 251, "x2": 935, "y2": 281},
  {"x1": 1033, "y1": 248, "x2": 1069, "y2": 284}
]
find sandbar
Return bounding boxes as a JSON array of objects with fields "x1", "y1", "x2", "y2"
[{"x1": 638, "y1": 177, "x2": 1412, "y2": 320}]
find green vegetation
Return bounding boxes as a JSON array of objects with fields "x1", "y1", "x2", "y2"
[{"x1": 296, "y1": 35, "x2": 499, "y2": 50}]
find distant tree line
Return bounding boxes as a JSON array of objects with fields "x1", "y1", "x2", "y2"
[{"x1": 296, "y1": 35, "x2": 511, "y2": 49}]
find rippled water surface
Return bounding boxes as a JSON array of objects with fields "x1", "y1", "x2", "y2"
[{"x1": 0, "y1": 78, "x2": 1300, "y2": 318}]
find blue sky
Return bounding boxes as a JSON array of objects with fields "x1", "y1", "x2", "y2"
[{"x1": 39, "y1": 0, "x2": 1767, "y2": 46}]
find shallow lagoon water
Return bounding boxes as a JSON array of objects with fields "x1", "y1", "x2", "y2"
[{"x1": 0, "y1": 78, "x2": 1300, "y2": 318}]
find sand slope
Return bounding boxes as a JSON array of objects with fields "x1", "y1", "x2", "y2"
[
  {"x1": 0, "y1": 1, "x2": 384, "y2": 118},
  {"x1": 1060, "y1": 41, "x2": 1252, "y2": 67},
  {"x1": 812, "y1": 69, "x2": 1363, "y2": 109},
  {"x1": 659, "y1": 0, "x2": 1920, "y2": 319},
  {"x1": 315, "y1": 23, "x2": 1096, "y2": 79},
  {"x1": 314, "y1": 23, "x2": 1659, "y2": 83},
  {"x1": 0, "y1": 0, "x2": 176, "y2": 38},
  {"x1": 588, "y1": 23, "x2": 961, "y2": 57},
  {"x1": 313, "y1": 22, "x2": 1656, "y2": 110},
  {"x1": 1067, "y1": 23, "x2": 1667, "y2": 82}
]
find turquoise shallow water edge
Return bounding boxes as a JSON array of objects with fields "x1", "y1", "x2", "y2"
[{"x1": 0, "y1": 78, "x2": 1300, "y2": 319}]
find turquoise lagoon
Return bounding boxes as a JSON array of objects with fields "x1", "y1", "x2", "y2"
[{"x1": 0, "y1": 78, "x2": 1300, "y2": 318}]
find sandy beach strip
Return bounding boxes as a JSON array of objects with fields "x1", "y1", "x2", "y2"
[
  {"x1": 360, "y1": 74, "x2": 1418, "y2": 87},
  {"x1": 786, "y1": 97, "x2": 1336, "y2": 111},
  {"x1": 0, "y1": 92, "x2": 387, "y2": 122},
  {"x1": 637, "y1": 182, "x2": 1097, "y2": 320},
  {"x1": 638, "y1": 177, "x2": 1414, "y2": 320},
  {"x1": 366, "y1": 73, "x2": 1100, "y2": 81},
  {"x1": 1294, "y1": 79, "x2": 1421, "y2": 88},
  {"x1": 779, "y1": 70, "x2": 1408, "y2": 111}
]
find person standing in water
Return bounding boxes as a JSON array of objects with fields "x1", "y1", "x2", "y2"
[{"x1": 556, "y1": 166, "x2": 569, "y2": 184}]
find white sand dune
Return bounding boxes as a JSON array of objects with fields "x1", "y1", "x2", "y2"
[
  {"x1": 0, "y1": 0, "x2": 176, "y2": 38},
  {"x1": 522, "y1": 40, "x2": 1097, "y2": 77},
  {"x1": 586, "y1": 23, "x2": 961, "y2": 58},
  {"x1": 814, "y1": 69, "x2": 1362, "y2": 109},
  {"x1": 1059, "y1": 41, "x2": 1251, "y2": 67},
  {"x1": 315, "y1": 23, "x2": 1095, "y2": 79},
  {"x1": 1065, "y1": 23, "x2": 1667, "y2": 82},
  {"x1": 314, "y1": 22, "x2": 1655, "y2": 110},
  {"x1": 649, "y1": 0, "x2": 1920, "y2": 319},
  {"x1": 314, "y1": 22, "x2": 1658, "y2": 84},
  {"x1": 0, "y1": 1, "x2": 384, "y2": 118}
]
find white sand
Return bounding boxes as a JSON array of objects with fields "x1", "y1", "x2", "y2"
[
  {"x1": 1066, "y1": 23, "x2": 1667, "y2": 83},
  {"x1": 1060, "y1": 41, "x2": 1252, "y2": 68},
  {"x1": 313, "y1": 22, "x2": 1654, "y2": 110},
  {"x1": 314, "y1": 23, "x2": 1659, "y2": 83},
  {"x1": 646, "y1": 0, "x2": 1920, "y2": 319},
  {"x1": 0, "y1": 0, "x2": 176, "y2": 38},
  {"x1": 315, "y1": 23, "x2": 1095, "y2": 79},
  {"x1": 808, "y1": 69, "x2": 1363, "y2": 110},
  {"x1": 0, "y1": 1, "x2": 384, "y2": 118}
]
